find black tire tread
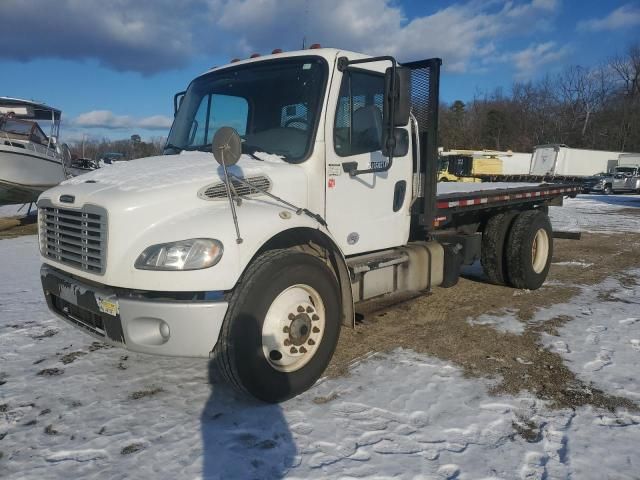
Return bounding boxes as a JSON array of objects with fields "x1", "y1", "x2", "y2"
[
  {"x1": 213, "y1": 249, "x2": 291, "y2": 397},
  {"x1": 481, "y1": 211, "x2": 517, "y2": 285},
  {"x1": 505, "y1": 210, "x2": 553, "y2": 290}
]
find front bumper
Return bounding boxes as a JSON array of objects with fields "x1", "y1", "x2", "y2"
[{"x1": 40, "y1": 264, "x2": 228, "y2": 358}]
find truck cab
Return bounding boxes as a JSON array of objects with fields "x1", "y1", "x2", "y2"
[{"x1": 38, "y1": 48, "x2": 573, "y2": 402}]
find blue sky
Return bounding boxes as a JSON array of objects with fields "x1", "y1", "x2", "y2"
[{"x1": 1, "y1": 0, "x2": 638, "y2": 143}]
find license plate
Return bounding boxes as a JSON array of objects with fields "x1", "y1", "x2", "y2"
[{"x1": 96, "y1": 295, "x2": 119, "y2": 317}]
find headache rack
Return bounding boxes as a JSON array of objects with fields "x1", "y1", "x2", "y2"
[
  {"x1": 403, "y1": 58, "x2": 441, "y2": 235},
  {"x1": 38, "y1": 200, "x2": 107, "y2": 274}
]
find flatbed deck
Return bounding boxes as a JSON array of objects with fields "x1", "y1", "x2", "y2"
[{"x1": 432, "y1": 182, "x2": 581, "y2": 228}]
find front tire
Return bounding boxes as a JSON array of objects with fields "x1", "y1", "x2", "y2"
[
  {"x1": 214, "y1": 250, "x2": 341, "y2": 403},
  {"x1": 505, "y1": 210, "x2": 553, "y2": 290},
  {"x1": 604, "y1": 184, "x2": 613, "y2": 195}
]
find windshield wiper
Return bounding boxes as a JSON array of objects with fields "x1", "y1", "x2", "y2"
[{"x1": 242, "y1": 144, "x2": 285, "y2": 161}]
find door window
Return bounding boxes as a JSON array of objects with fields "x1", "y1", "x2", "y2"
[{"x1": 334, "y1": 70, "x2": 385, "y2": 156}]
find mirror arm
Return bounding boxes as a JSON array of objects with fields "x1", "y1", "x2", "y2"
[{"x1": 173, "y1": 91, "x2": 186, "y2": 117}]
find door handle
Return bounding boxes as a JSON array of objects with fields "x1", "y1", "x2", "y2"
[
  {"x1": 342, "y1": 162, "x2": 358, "y2": 175},
  {"x1": 393, "y1": 180, "x2": 406, "y2": 212}
]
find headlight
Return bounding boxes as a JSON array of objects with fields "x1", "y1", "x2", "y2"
[{"x1": 135, "y1": 238, "x2": 223, "y2": 271}]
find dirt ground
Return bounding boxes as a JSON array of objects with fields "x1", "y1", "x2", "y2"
[
  {"x1": 0, "y1": 216, "x2": 37, "y2": 239},
  {"x1": 329, "y1": 232, "x2": 640, "y2": 411}
]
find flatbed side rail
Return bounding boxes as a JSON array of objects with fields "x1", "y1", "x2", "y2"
[{"x1": 432, "y1": 184, "x2": 581, "y2": 228}]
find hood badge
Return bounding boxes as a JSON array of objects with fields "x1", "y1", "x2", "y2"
[{"x1": 59, "y1": 194, "x2": 75, "y2": 204}]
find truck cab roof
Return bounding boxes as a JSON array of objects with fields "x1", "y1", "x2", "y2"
[{"x1": 201, "y1": 48, "x2": 375, "y2": 78}]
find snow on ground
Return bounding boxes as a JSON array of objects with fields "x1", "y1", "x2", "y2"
[
  {"x1": 1, "y1": 195, "x2": 640, "y2": 479},
  {"x1": 549, "y1": 194, "x2": 640, "y2": 233},
  {"x1": 0, "y1": 203, "x2": 32, "y2": 218},
  {"x1": 537, "y1": 271, "x2": 640, "y2": 403}
]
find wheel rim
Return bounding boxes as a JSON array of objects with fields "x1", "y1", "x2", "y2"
[
  {"x1": 262, "y1": 284, "x2": 326, "y2": 373},
  {"x1": 531, "y1": 228, "x2": 550, "y2": 274}
]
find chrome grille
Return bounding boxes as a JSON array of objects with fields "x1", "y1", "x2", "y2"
[
  {"x1": 39, "y1": 203, "x2": 107, "y2": 274},
  {"x1": 198, "y1": 176, "x2": 272, "y2": 200}
]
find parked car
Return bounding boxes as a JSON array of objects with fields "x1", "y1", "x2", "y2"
[
  {"x1": 581, "y1": 173, "x2": 608, "y2": 193},
  {"x1": 591, "y1": 166, "x2": 640, "y2": 194}
]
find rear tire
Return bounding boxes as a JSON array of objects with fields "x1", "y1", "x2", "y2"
[
  {"x1": 481, "y1": 211, "x2": 518, "y2": 285},
  {"x1": 505, "y1": 210, "x2": 553, "y2": 290},
  {"x1": 213, "y1": 250, "x2": 341, "y2": 403}
]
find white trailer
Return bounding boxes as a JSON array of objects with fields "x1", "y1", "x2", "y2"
[
  {"x1": 618, "y1": 153, "x2": 640, "y2": 167},
  {"x1": 530, "y1": 144, "x2": 620, "y2": 178},
  {"x1": 498, "y1": 152, "x2": 531, "y2": 175}
]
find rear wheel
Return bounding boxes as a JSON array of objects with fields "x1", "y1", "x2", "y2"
[
  {"x1": 214, "y1": 250, "x2": 341, "y2": 403},
  {"x1": 481, "y1": 211, "x2": 518, "y2": 285},
  {"x1": 505, "y1": 210, "x2": 553, "y2": 290}
]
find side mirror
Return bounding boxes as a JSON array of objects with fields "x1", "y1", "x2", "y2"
[
  {"x1": 383, "y1": 66, "x2": 410, "y2": 127},
  {"x1": 173, "y1": 91, "x2": 185, "y2": 116},
  {"x1": 382, "y1": 128, "x2": 409, "y2": 157}
]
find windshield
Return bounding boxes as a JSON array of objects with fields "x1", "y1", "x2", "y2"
[
  {"x1": 165, "y1": 56, "x2": 327, "y2": 163},
  {"x1": 615, "y1": 167, "x2": 636, "y2": 174}
]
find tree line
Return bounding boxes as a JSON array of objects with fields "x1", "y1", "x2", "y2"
[
  {"x1": 439, "y1": 42, "x2": 640, "y2": 154},
  {"x1": 68, "y1": 135, "x2": 165, "y2": 162}
]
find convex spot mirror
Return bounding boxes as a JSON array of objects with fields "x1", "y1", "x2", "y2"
[
  {"x1": 383, "y1": 66, "x2": 410, "y2": 128},
  {"x1": 212, "y1": 126, "x2": 242, "y2": 166}
]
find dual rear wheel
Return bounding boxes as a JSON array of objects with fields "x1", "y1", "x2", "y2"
[{"x1": 481, "y1": 209, "x2": 553, "y2": 290}]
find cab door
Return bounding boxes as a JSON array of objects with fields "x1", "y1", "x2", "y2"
[{"x1": 324, "y1": 63, "x2": 413, "y2": 256}]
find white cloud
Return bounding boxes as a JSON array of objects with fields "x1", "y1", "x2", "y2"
[
  {"x1": 0, "y1": 0, "x2": 563, "y2": 75},
  {"x1": 491, "y1": 41, "x2": 571, "y2": 80},
  {"x1": 577, "y1": 4, "x2": 640, "y2": 32},
  {"x1": 0, "y1": 0, "x2": 198, "y2": 73},
  {"x1": 73, "y1": 110, "x2": 172, "y2": 130},
  {"x1": 209, "y1": 0, "x2": 562, "y2": 73}
]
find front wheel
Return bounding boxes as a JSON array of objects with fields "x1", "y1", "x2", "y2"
[
  {"x1": 214, "y1": 250, "x2": 341, "y2": 403},
  {"x1": 604, "y1": 184, "x2": 613, "y2": 195}
]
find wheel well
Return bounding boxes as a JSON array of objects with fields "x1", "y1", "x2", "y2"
[{"x1": 254, "y1": 227, "x2": 355, "y2": 328}]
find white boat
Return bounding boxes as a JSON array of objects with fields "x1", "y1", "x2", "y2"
[{"x1": 0, "y1": 97, "x2": 70, "y2": 205}]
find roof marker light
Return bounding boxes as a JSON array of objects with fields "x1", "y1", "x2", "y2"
[
  {"x1": 230, "y1": 58, "x2": 240, "y2": 63},
  {"x1": 309, "y1": 43, "x2": 321, "y2": 49},
  {"x1": 250, "y1": 53, "x2": 261, "y2": 58},
  {"x1": 272, "y1": 48, "x2": 283, "y2": 54}
]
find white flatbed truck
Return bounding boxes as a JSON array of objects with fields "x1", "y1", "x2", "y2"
[{"x1": 37, "y1": 48, "x2": 580, "y2": 402}]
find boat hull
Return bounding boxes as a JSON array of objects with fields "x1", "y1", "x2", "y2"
[{"x1": 0, "y1": 145, "x2": 65, "y2": 204}]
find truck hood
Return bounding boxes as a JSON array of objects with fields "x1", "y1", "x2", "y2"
[
  {"x1": 38, "y1": 150, "x2": 314, "y2": 291},
  {"x1": 52, "y1": 150, "x2": 307, "y2": 209}
]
